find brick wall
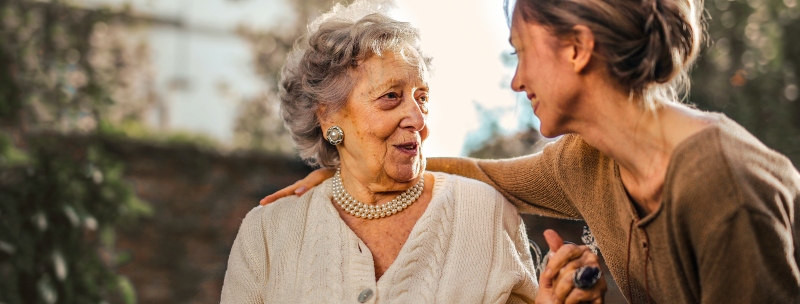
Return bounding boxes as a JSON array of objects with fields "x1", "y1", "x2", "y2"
[{"x1": 104, "y1": 139, "x2": 311, "y2": 303}]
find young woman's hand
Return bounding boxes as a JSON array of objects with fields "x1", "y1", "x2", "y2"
[
  {"x1": 259, "y1": 168, "x2": 335, "y2": 205},
  {"x1": 536, "y1": 229, "x2": 607, "y2": 304}
]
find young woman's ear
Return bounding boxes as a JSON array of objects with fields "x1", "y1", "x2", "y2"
[{"x1": 569, "y1": 25, "x2": 595, "y2": 73}]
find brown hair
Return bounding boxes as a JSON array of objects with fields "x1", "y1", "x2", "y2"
[{"x1": 508, "y1": 0, "x2": 704, "y2": 109}]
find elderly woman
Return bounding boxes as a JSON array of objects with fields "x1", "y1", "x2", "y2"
[{"x1": 221, "y1": 1, "x2": 606, "y2": 303}]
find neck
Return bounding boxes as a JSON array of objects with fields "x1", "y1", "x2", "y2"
[
  {"x1": 338, "y1": 165, "x2": 423, "y2": 206},
  {"x1": 570, "y1": 89, "x2": 713, "y2": 214}
]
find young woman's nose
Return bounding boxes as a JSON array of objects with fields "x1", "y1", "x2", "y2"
[{"x1": 511, "y1": 68, "x2": 526, "y2": 93}]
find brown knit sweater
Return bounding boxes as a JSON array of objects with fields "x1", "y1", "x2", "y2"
[{"x1": 429, "y1": 114, "x2": 800, "y2": 303}]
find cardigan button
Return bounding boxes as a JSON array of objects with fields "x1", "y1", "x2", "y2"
[{"x1": 358, "y1": 288, "x2": 374, "y2": 303}]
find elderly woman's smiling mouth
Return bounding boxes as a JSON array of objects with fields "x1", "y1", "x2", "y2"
[{"x1": 394, "y1": 140, "x2": 420, "y2": 155}]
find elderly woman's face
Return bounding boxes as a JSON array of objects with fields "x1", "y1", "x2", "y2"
[{"x1": 325, "y1": 51, "x2": 429, "y2": 184}]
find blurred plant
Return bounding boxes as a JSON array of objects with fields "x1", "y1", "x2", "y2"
[
  {"x1": 232, "y1": 0, "x2": 352, "y2": 154},
  {"x1": 0, "y1": 0, "x2": 157, "y2": 132},
  {"x1": 0, "y1": 133, "x2": 151, "y2": 304},
  {"x1": 691, "y1": 0, "x2": 800, "y2": 164},
  {"x1": 0, "y1": 0, "x2": 152, "y2": 302}
]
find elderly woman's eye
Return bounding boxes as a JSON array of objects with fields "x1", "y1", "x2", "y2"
[
  {"x1": 417, "y1": 94, "x2": 428, "y2": 103},
  {"x1": 384, "y1": 92, "x2": 400, "y2": 99}
]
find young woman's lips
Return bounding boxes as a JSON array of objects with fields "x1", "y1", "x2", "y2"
[
  {"x1": 394, "y1": 142, "x2": 419, "y2": 156},
  {"x1": 528, "y1": 93, "x2": 539, "y2": 113}
]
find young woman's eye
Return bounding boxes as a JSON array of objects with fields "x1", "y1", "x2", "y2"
[{"x1": 510, "y1": 50, "x2": 518, "y2": 55}]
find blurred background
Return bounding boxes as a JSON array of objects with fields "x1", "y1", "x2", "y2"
[{"x1": 0, "y1": 0, "x2": 798, "y2": 303}]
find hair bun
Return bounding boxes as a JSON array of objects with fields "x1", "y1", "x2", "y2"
[
  {"x1": 513, "y1": 0, "x2": 703, "y2": 108},
  {"x1": 633, "y1": 0, "x2": 696, "y2": 87}
]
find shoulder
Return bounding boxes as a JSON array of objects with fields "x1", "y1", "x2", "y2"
[
  {"x1": 532, "y1": 134, "x2": 603, "y2": 165},
  {"x1": 713, "y1": 118, "x2": 798, "y2": 182},
  {"x1": 433, "y1": 171, "x2": 506, "y2": 200},
  {"x1": 547, "y1": 134, "x2": 615, "y2": 190},
  {"x1": 431, "y1": 171, "x2": 522, "y2": 227},
  {"x1": 241, "y1": 181, "x2": 329, "y2": 232},
  {"x1": 555, "y1": 134, "x2": 605, "y2": 159},
  {"x1": 667, "y1": 115, "x2": 800, "y2": 218}
]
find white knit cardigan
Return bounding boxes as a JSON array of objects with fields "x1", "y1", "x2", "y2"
[{"x1": 221, "y1": 172, "x2": 538, "y2": 303}]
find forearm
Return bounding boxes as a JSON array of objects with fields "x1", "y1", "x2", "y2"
[
  {"x1": 427, "y1": 147, "x2": 580, "y2": 219},
  {"x1": 427, "y1": 157, "x2": 499, "y2": 187}
]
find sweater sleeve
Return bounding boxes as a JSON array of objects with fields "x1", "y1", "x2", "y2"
[
  {"x1": 427, "y1": 136, "x2": 581, "y2": 219},
  {"x1": 502, "y1": 197, "x2": 539, "y2": 303},
  {"x1": 221, "y1": 207, "x2": 268, "y2": 303},
  {"x1": 697, "y1": 209, "x2": 800, "y2": 303}
]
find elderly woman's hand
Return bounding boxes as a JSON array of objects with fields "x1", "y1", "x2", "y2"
[
  {"x1": 536, "y1": 229, "x2": 606, "y2": 304},
  {"x1": 260, "y1": 168, "x2": 335, "y2": 205}
]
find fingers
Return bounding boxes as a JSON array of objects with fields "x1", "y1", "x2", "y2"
[
  {"x1": 259, "y1": 168, "x2": 336, "y2": 206},
  {"x1": 544, "y1": 229, "x2": 564, "y2": 252},
  {"x1": 541, "y1": 243, "x2": 585, "y2": 286},
  {"x1": 563, "y1": 278, "x2": 606, "y2": 304},
  {"x1": 260, "y1": 182, "x2": 302, "y2": 205},
  {"x1": 552, "y1": 250, "x2": 596, "y2": 300},
  {"x1": 564, "y1": 288, "x2": 591, "y2": 304},
  {"x1": 540, "y1": 230, "x2": 564, "y2": 289},
  {"x1": 565, "y1": 275, "x2": 606, "y2": 304},
  {"x1": 537, "y1": 230, "x2": 606, "y2": 304}
]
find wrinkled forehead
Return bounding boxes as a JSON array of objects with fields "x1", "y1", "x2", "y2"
[{"x1": 353, "y1": 45, "x2": 430, "y2": 85}]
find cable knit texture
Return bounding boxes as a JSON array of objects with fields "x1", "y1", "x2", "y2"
[
  {"x1": 428, "y1": 113, "x2": 800, "y2": 303},
  {"x1": 221, "y1": 172, "x2": 538, "y2": 303}
]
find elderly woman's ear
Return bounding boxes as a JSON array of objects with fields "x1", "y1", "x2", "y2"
[
  {"x1": 317, "y1": 105, "x2": 334, "y2": 137},
  {"x1": 317, "y1": 105, "x2": 344, "y2": 146}
]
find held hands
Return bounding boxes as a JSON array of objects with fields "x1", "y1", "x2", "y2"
[
  {"x1": 260, "y1": 168, "x2": 335, "y2": 205},
  {"x1": 536, "y1": 229, "x2": 607, "y2": 304}
]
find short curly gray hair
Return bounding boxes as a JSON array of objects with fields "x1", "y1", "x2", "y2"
[{"x1": 278, "y1": 2, "x2": 432, "y2": 168}]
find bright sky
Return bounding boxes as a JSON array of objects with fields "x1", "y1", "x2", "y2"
[
  {"x1": 72, "y1": 0, "x2": 538, "y2": 157},
  {"x1": 394, "y1": 0, "x2": 532, "y2": 156}
]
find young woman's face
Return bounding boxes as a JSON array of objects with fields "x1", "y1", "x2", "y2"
[
  {"x1": 324, "y1": 51, "x2": 430, "y2": 185},
  {"x1": 509, "y1": 12, "x2": 583, "y2": 137}
]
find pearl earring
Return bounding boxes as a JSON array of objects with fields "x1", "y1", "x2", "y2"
[{"x1": 326, "y1": 125, "x2": 344, "y2": 145}]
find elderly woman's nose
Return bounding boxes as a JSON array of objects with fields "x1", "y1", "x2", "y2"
[{"x1": 400, "y1": 98, "x2": 426, "y2": 131}]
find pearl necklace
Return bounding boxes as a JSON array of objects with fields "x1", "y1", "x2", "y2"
[{"x1": 332, "y1": 168, "x2": 424, "y2": 219}]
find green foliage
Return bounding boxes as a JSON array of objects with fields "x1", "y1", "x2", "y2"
[
  {"x1": 0, "y1": 134, "x2": 150, "y2": 303},
  {"x1": 98, "y1": 119, "x2": 221, "y2": 150},
  {"x1": 0, "y1": 0, "x2": 151, "y2": 302},
  {"x1": 691, "y1": 0, "x2": 800, "y2": 165}
]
